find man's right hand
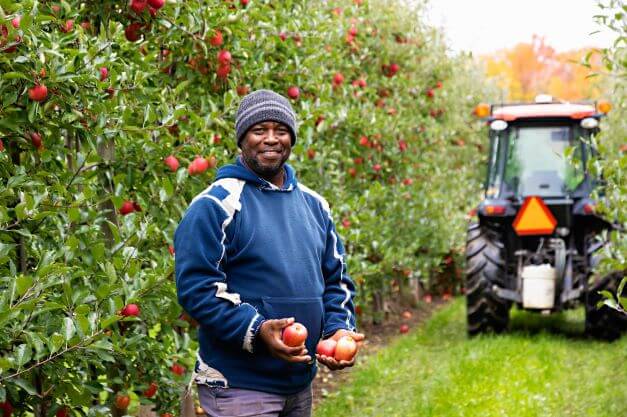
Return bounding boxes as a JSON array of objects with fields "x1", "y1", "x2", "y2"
[{"x1": 257, "y1": 317, "x2": 312, "y2": 363}]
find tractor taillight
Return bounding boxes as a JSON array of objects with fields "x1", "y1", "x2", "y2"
[
  {"x1": 474, "y1": 103, "x2": 490, "y2": 118},
  {"x1": 597, "y1": 100, "x2": 612, "y2": 114},
  {"x1": 583, "y1": 203, "x2": 595, "y2": 215},
  {"x1": 485, "y1": 205, "x2": 506, "y2": 215}
]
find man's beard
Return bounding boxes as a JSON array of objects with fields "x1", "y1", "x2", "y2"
[{"x1": 242, "y1": 152, "x2": 288, "y2": 180}]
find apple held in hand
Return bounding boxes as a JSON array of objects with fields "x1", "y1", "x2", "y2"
[
  {"x1": 282, "y1": 322, "x2": 308, "y2": 347},
  {"x1": 334, "y1": 335, "x2": 357, "y2": 361},
  {"x1": 316, "y1": 339, "x2": 337, "y2": 357}
]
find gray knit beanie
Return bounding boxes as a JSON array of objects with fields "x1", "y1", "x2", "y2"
[{"x1": 235, "y1": 89, "x2": 297, "y2": 147}]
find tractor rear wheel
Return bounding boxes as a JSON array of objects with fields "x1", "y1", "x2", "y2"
[
  {"x1": 465, "y1": 222, "x2": 511, "y2": 336},
  {"x1": 585, "y1": 272, "x2": 627, "y2": 341}
]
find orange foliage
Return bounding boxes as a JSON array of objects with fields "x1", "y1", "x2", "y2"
[{"x1": 482, "y1": 35, "x2": 604, "y2": 102}]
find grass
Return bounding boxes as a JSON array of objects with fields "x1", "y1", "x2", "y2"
[{"x1": 314, "y1": 299, "x2": 627, "y2": 417}]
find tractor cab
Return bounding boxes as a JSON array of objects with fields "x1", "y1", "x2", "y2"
[{"x1": 465, "y1": 96, "x2": 625, "y2": 340}]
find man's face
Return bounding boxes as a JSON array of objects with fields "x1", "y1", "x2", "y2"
[{"x1": 240, "y1": 121, "x2": 292, "y2": 179}]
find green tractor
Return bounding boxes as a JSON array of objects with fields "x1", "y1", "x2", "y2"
[{"x1": 466, "y1": 96, "x2": 626, "y2": 340}]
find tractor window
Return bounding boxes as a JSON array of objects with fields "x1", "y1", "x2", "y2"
[
  {"x1": 486, "y1": 131, "x2": 504, "y2": 198},
  {"x1": 503, "y1": 125, "x2": 584, "y2": 197}
]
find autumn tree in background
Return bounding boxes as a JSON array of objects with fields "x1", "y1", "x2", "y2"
[{"x1": 483, "y1": 34, "x2": 605, "y2": 101}]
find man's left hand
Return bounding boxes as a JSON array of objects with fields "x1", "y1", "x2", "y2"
[{"x1": 316, "y1": 329, "x2": 365, "y2": 371}]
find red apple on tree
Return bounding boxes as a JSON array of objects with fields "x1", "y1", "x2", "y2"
[
  {"x1": 148, "y1": 0, "x2": 165, "y2": 10},
  {"x1": 60, "y1": 20, "x2": 74, "y2": 33},
  {"x1": 0, "y1": 139, "x2": 4, "y2": 152},
  {"x1": 125, "y1": 23, "x2": 142, "y2": 42},
  {"x1": 168, "y1": 245, "x2": 175, "y2": 255},
  {"x1": 216, "y1": 64, "x2": 231, "y2": 79},
  {"x1": 114, "y1": 394, "x2": 130, "y2": 410},
  {"x1": 332, "y1": 72, "x2": 344, "y2": 86},
  {"x1": 217, "y1": 50, "x2": 232, "y2": 66},
  {"x1": 287, "y1": 86, "x2": 300, "y2": 100},
  {"x1": 55, "y1": 407, "x2": 69, "y2": 417},
  {"x1": 30, "y1": 132, "x2": 43, "y2": 149},
  {"x1": 306, "y1": 148, "x2": 315, "y2": 159},
  {"x1": 164, "y1": 155, "x2": 180, "y2": 172},
  {"x1": 282, "y1": 322, "x2": 308, "y2": 347},
  {"x1": 143, "y1": 382, "x2": 158, "y2": 398},
  {"x1": 171, "y1": 363, "x2": 185, "y2": 376},
  {"x1": 316, "y1": 339, "x2": 337, "y2": 357},
  {"x1": 400, "y1": 324, "x2": 409, "y2": 334},
  {"x1": 334, "y1": 336, "x2": 357, "y2": 361},
  {"x1": 28, "y1": 84, "x2": 48, "y2": 102},
  {"x1": 0, "y1": 402, "x2": 13, "y2": 417},
  {"x1": 130, "y1": 0, "x2": 147, "y2": 14},
  {"x1": 402, "y1": 310, "x2": 412, "y2": 319},
  {"x1": 119, "y1": 201, "x2": 135, "y2": 216},
  {"x1": 11, "y1": 16, "x2": 21, "y2": 29},
  {"x1": 210, "y1": 30, "x2": 223, "y2": 46},
  {"x1": 121, "y1": 303, "x2": 140, "y2": 317},
  {"x1": 99, "y1": 67, "x2": 108, "y2": 81}
]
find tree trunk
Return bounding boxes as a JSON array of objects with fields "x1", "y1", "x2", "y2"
[
  {"x1": 96, "y1": 137, "x2": 117, "y2": 247},
  {"x1": 181, "y1": 390, "x2": 196, "y2": 417}
]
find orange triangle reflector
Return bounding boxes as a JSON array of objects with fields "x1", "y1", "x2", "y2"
[{"x1": 513, "y1": 196, "x2": 557, "y2": 236}]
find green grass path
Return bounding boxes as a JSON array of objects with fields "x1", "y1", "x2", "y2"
[{"x1": 314, "y1": 299, "x2": 627, "y2": 417}]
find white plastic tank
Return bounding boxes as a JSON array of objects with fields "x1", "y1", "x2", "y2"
[{"x1": 522, "y1": 264, "x2": 556, "y2": 309}]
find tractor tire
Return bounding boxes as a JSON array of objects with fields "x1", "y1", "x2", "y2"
[
  {"x1": 585, "y1": 272, "x2": 627, "y2": 341},
  {"x1": 465, "y1": 222, "x2": 511, "y2": 336}
]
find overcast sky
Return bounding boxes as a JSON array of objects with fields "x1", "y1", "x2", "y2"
[{"x1": 423, "y1": 0, "x2": 618, "y2": 55}]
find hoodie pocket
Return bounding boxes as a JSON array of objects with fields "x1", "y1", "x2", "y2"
[{"x1": 261, "y1": 296, "x2": 324, "y2": 356}]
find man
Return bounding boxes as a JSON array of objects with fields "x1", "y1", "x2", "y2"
[{"x1": 174, "y1": 89, "x2": 364, "y2": 416}]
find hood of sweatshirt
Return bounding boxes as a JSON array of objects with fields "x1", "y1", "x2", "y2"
[{"x1": 215, "y1": 156, "x2": 298, "y2": 191}]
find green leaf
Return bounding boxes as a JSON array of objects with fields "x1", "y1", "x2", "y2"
[
  {"x1": 100, "y1": 315, "x2": 120, "y2": 329},
  {"x1": 48, "y1": 333, "x2": 65, "y2": 354},
  {"x1": 13, "y1": 378, "x2": 37, "y2": 395},
  {"x1": 63, "y1": 317, "x2": 76, "y2": 341},
  {"x1": 15, "y1": 275, "x2": 33, "y2": 297},
  {"x1": 14, "y1": 344, "x2": 31, "y2": 367}
]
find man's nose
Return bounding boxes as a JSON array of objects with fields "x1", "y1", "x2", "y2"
[{"x1": 264, "y1": 129, "x2": 279, "y2": 142}]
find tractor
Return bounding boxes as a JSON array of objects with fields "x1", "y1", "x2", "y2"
[{"x1": 466, "y1": 95, "x2": 626, "y2": 340}]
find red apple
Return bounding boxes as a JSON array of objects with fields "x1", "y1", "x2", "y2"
[
  {"x1": 240, "y1": 0, "x2": 249, "y2": 6},
  {"x1": 306, "y1": 148, "x2": 315, "y2": 159},
  {"x1": 236, "y1": 85, "x2": 249, "y2": 96},
  {"x1": 400, "y1": 324, "x2": 409, "y2": 334},
  {"x1": 402, "y1": 310, "x2": 412, "y2": 319},
  {"x1": 334, "y1": 336, "x2": 357, "y2": 361},
  {"x1": 217, "y1": 50, "x2": 232, "y2": 65},
  {"x1": 442, "y1": 292, "x2": 452, "y2": 301},
  {"x1": 403, "y1": 178, "x2": 413, "y2": 186},
  {"x1": 359, "y1": 135, "x2": 369, "y2": 147},
  {"x1": 436, "y1": 81, "x2": 443, "y2": 89},
  {"x1": 99, "y1": 67, "x2": 108, "y2": 81},
  {"x1": 119, "y1": 201, "x2": 135, "y2": 216},
  {"x1": 216, "y1": 64, "x2": 231, "y2": 79},
  {"x1": 210, "y1": 30, "x2": 223, "y2": 46},
  {"x1": 341, "y1": 218, "x2": 351, "y2": 228},
  {"x1": 148, "y1": 0, "x2": 165, "y2": 10},
  {"x1": 279, "y1": 32, "x2": 287, "y2": 41},
  {"x1": 125, "y1": 22, "x2": 142, "y2": 42},
  {"x1": 316, "y1": 339, "x2": 337, "y2": 357},
  {"x1": 171, "y1": 363, "x2": 185, "y2": 376},
  {"x1": 348, "y1": 26, "x2": 357, "y2": 37},
  {"x1": 332, "y1": 72, "x2": 344, "y2": 86},
  {"x1": 168, "y1": 245, "x2": 175, "y2": 256},
  {"x1": 423, "y1": 294, "x2": 432, "y2": 304},
  {"x1": 426, "y1": 89, "x2": 434, "y2": 99},
  {"x1": 0, "y1": 139, "x2": 4, "y2": 152},
  {"x1": 213, "y1": 134, "x2": 222, "y2": 144},
  {"x1": 0, "y1": 402, "x2": 13, "y2": 417},
  {"x1": 373, "y1": 164, "x2": 382, "y2": 172},
  {"x1": 114, "y1": 394, "x2": 130, "y2": 410},
  {"x1": 347, "y1": 167, "x2": 356, "y2": 177},
  {"x1": 287, "y1": 86, "x2": 300, "y2": 99},
  {"x1": 61, "y1": 20, "x2": 74, "y2": 33},
  {"x1": 30, "y1": 132, "x2": 43, "y2": 149},
  {"x1": 282, "y1": 323, "x2": 308, "y2": 347},
  {"x1": 121, "y1": 303, "x2": 140, "y2": 317},
  {"x1": 389, "y1": 63, "x2": 399, "y2": 74},
  {"x1": 11, "y1": 16, "x2": 21, "y2": 29},
  {"x1": 398, "y1": 139, "x2": 408, "y2": 152},
  {"x1": 130, "y1": 0, "x2": 147, "y2": 14},
  {"x1": 354, "y1": 157, "x2": 363, "y2": 164},
  {"x1": 164, "y1": 155, "x2": 179, "y2": 172},
  {"x1": 28, "y1": 84, "x2": 48, "y2": 102},
  {"x1": 56, "y1": 407, "x2": 69, "y2": 417},
  {"x1": 189, "y1": 156, "x2": 209, "y2": 175},
  {"x1": 143, "y1": 382, "x2": 158, "y2": 398}
]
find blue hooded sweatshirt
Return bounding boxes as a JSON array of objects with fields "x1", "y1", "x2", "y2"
[{"x1": 174, "y1": 156, "x2": 357, "y2": 395}]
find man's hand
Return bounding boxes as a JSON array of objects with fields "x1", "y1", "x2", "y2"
[
  {"x1": 258, "y1": 317, "x2": 312, "y2": 363},
  {"x1": 316, "y1": 329, "x2": 366, "y2": 371}
]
